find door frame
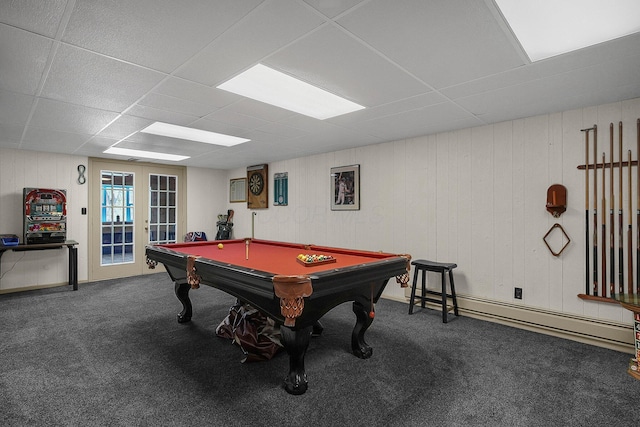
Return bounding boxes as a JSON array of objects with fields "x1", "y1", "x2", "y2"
[{"x1": 88, "y1": 158, "x2": 186, "y2": 281}]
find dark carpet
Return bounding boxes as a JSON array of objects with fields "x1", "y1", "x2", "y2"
[{"x1": 1, "y1": 274, "x2": 639, "y2": 426}]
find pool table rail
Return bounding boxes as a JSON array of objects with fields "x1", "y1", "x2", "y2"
[{"x1": 147, "y1": 244, "x2": 409, "y2": 327}]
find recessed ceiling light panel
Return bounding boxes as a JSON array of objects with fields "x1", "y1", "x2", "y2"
[
  {"x1": 495, "y1": 0, "x2": 640, "y2": 61},
  {"x1": 217, "y1": 64, "x2": 365, "y2": 120},
  {"x1": 140, "y1": 122, "x2": 250, "y2": 147},
  {"x1": 104, "y1": 147, "x2": 189, "y2": 162}
]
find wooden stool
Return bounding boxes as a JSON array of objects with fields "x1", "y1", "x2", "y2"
[{"x1": 409, "y1": 259, "x2": 459, "y2": 323}]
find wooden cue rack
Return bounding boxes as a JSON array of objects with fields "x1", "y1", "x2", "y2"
[{"x1": 577, "y1": 119, "x2": 640, "y2": 303}]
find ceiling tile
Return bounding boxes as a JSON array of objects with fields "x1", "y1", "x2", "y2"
[
  {"x1": 442, "y1": 32, "x2": 640, "y2": 100},
  {"x1": 287, "y1": 126, "x2": 384, "y2": 151},
  {"x1": 303, "y1": 0, "x2": 366, "y2": 18},
  {"x1": 139, "y1": 92, "x2": 217, "y2": 118},
  {"x1": 204, "y1": 108, "x2": 273, "y2": 130},
  {"x1": 21, "y1": 128, "x2": 91, "y2": 152},
  {"x1": 189, "y1": 118, "x2": 252, "y2": 140},
  {"x1": 253, "y1": 122, "x2": 309, "y2": 140},
  {"x1": 225, "y1": 98, "x2": 296, "y2": 123},
  {"x1": 185, "y1": 150, "x2": 260, "y2": 169},
  {"x1": 0, "y1": 25, "x2": 52, "y2": 95},
  {"x1": 96, "y1": 115, "x2": 153, "y2": 140},
  {"x1": 327, "y1": 92, "x2": 447, "y2": 126},
  {"x1": 62, "y1": 0, "x2": 263, "y2": 73},
  {"x1": 0, "y1": 0, "x2": 67, "y2": 38},
  {"x1": 456, "y1": 54, "x2": 640, "y2": 124},
  {"x1": 0, "y1": 90, "x2": 34, "y2": 126},
  {"x1": 1, "y1": 1, "x2": 638, "y2": 169},
  {"x1": 29, "y1": 98, "x2": 119, "y2": 135},
  {"x1": 177, "y1": 0, "x2": 325, "y2": 86},
  {"x1": 337, "y1": 0, "x2": 524, "y2": 88},
  {"x1": 270, "y1": 116, "x2": 381, "y2": 149},
  {"x1": 153, "y1": 78, "x2": 240, "y2": 109},
  {"x1": 354, "y1": 101, "x2": 479, "y2": 140},
  {"x1": 0, "y1": 124, "x2": 25, "y2": 144},
  {"x1": 125, "y1": 104, "x2": 199, "y2": 126},
  {"x1": 74, "y1": 135, "x2": 120, "y2": 156},
  {"x1": 265, "y1": 25, "x2": 429, "y2": 107},
  {"x1": 41, "y1": 44, "x2": 166, "y2": 112}
]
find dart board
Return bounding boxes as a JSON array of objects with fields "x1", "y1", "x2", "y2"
[{"x1": 247, "y1": 164, "x2": 268, "y2": 209}]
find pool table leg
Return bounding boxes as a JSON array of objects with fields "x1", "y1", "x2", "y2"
[
  {"x1": 280, "y1": 324, "x2": 313, "y2": 395},
  {"x1": 174, "y1": 280, "x2": 192, "y2": 323},
  {"x1": 312, "y1": 320, "x2": 324, "y2": 336},
  {"x1": 351, "y1": 299, "x2": 374, "y2": 359}
]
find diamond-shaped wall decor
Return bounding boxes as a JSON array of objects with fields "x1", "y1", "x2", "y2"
[{"x1": 543, "y1": 223, "x2": 570, "y2": 257}]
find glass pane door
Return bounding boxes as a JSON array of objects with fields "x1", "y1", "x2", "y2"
[
  {"x1": 90, "y1": 159, "x2": 185, "y2": 281},
  {"x1": 101, "y1": 171, "x2": 134, "y2": 265},
  {"x1": 148, "y1": 174, "x2": 178, "y2": 244}
]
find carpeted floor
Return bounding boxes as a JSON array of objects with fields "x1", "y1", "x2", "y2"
[{"x1": 1, "y1": 274, "x2": 639, "y2": 426}]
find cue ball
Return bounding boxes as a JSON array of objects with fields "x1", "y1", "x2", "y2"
[{"x1": 218, "y1": 243, "x2": 223, "y2": 249}]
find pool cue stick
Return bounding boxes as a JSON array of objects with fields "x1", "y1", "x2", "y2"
[
  {"x1": 619, "y1": 122, "x2": 625, "y2": 294},
  {"x1": 601, "y1": 152, "x2": 606, "y2": 297},
  {"x1": 583, "y1": 127, "x2": 590, "y2": 295},
  {"x1": 593, "y1": 124, "x2": 598, "y2": 296},
  {"x1": 630, "y1": 149, "x2": 635, "y2": 295},
  {"x1": 637, "y1": 119, "x2": 640, "y2": 295},
  {"x1": 245, "y1": 238, "x2": 249, "y2": 260},
  {"x1": 610, "y1": 124, "x2": 615, "y2": 297},
  {"x1": 251, "y1": 212, "x2": 256, "y2": 239}
]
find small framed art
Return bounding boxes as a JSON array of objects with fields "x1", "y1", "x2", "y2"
[
  {"x1": 274, "y1": 172, "x2": 288, "y2": 206},
  {"x1": 331, "y1": 164, "x2": 360, "y2": 211},
  {"x1": 229, "y1": 178, "x2": 246, "y2": 203}
]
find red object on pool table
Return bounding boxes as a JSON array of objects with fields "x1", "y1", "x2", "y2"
[{"x1": 146, "y1": 238, "x2": 410, "y2": 395}]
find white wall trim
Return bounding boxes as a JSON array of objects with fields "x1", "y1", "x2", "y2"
[{"x1": 387, "y1": 294, "x2": 634, "y2": 354}]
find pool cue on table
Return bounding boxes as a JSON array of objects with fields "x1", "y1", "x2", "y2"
[
  {"x1": 619, "y1": 122, "x2": 624, "y2": 294},
  {"x1": 583, "y1": 127, "x2": 590, "y2": 295},
  {"x1": 630, "y1": 150, "x2": 635, "y2": 295},
  {"x1": 593, "y1": 124, "x2": 598, "y2": 296},
  {"x1": 601, "y1": 152, "x2": 606, "y2": 297},
  {"x1": 245, "y1": 239, "x2": 249, "y2": 260},
  {"x1": 610, "y1": 124, "x2": 615, "y2": 297}
]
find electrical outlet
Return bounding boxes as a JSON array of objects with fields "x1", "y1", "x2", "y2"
[{"x1": 514, "y1": 287, "x2": 523, "y2": 299}]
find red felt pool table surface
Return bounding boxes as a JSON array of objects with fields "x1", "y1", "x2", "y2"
[{"x1": 157, "y1": 238, "x2": 398, "y2": 275}]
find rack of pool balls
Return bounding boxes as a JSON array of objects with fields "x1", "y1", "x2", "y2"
[{"x1": 296, "y1": 253, "x2": 336, "y2": 267}]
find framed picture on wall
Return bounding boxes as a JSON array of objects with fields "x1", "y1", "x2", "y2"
[
  {"x1": 229, "y1": 178, "x2": 246, "y2": 203},
  {"x1": 331, "y1": 164, "x2": 360, "y2": 211},
  {"x1": 274, "y1": 172, "x2": 288, "y2": 206}
]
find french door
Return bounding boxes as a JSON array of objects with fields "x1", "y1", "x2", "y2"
[{"x1": 89, "y1": 159, "x2": 186, "y2": 281}]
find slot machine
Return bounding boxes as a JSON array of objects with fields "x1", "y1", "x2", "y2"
[{"x1": 23, "y1": 188, "x2": 67, "y2": 244}]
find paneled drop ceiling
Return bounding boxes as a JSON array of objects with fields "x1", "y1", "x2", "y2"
[{"x1": 1, "y1": 0, "x2": 639, "y2": 169}]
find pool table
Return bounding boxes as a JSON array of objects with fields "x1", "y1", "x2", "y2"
[{"x1": 145, "y1": 238, "x2": 410, "y2": 395}]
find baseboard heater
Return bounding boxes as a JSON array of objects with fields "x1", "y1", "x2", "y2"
[{"x1": 392, "y1": 293, "x2": 634, "y2": 354}]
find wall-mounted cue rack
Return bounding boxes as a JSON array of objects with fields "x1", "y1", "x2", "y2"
[{"x1": 577, "y1": 119, "x2": 640, "y2": 304}]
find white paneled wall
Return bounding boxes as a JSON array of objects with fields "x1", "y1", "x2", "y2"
[
  {"x1": 2, "y1": 97, "x2": 640, "y2": 328},
  {"x1": 0, "y1": 149, "x2": 89, "y2": 291},
  {"x1": 226, "y1": 98, "x2": 640, "y2": 325},
  {"x1": 185, "y1": 166, "x2": 228, "y2": 240}
]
